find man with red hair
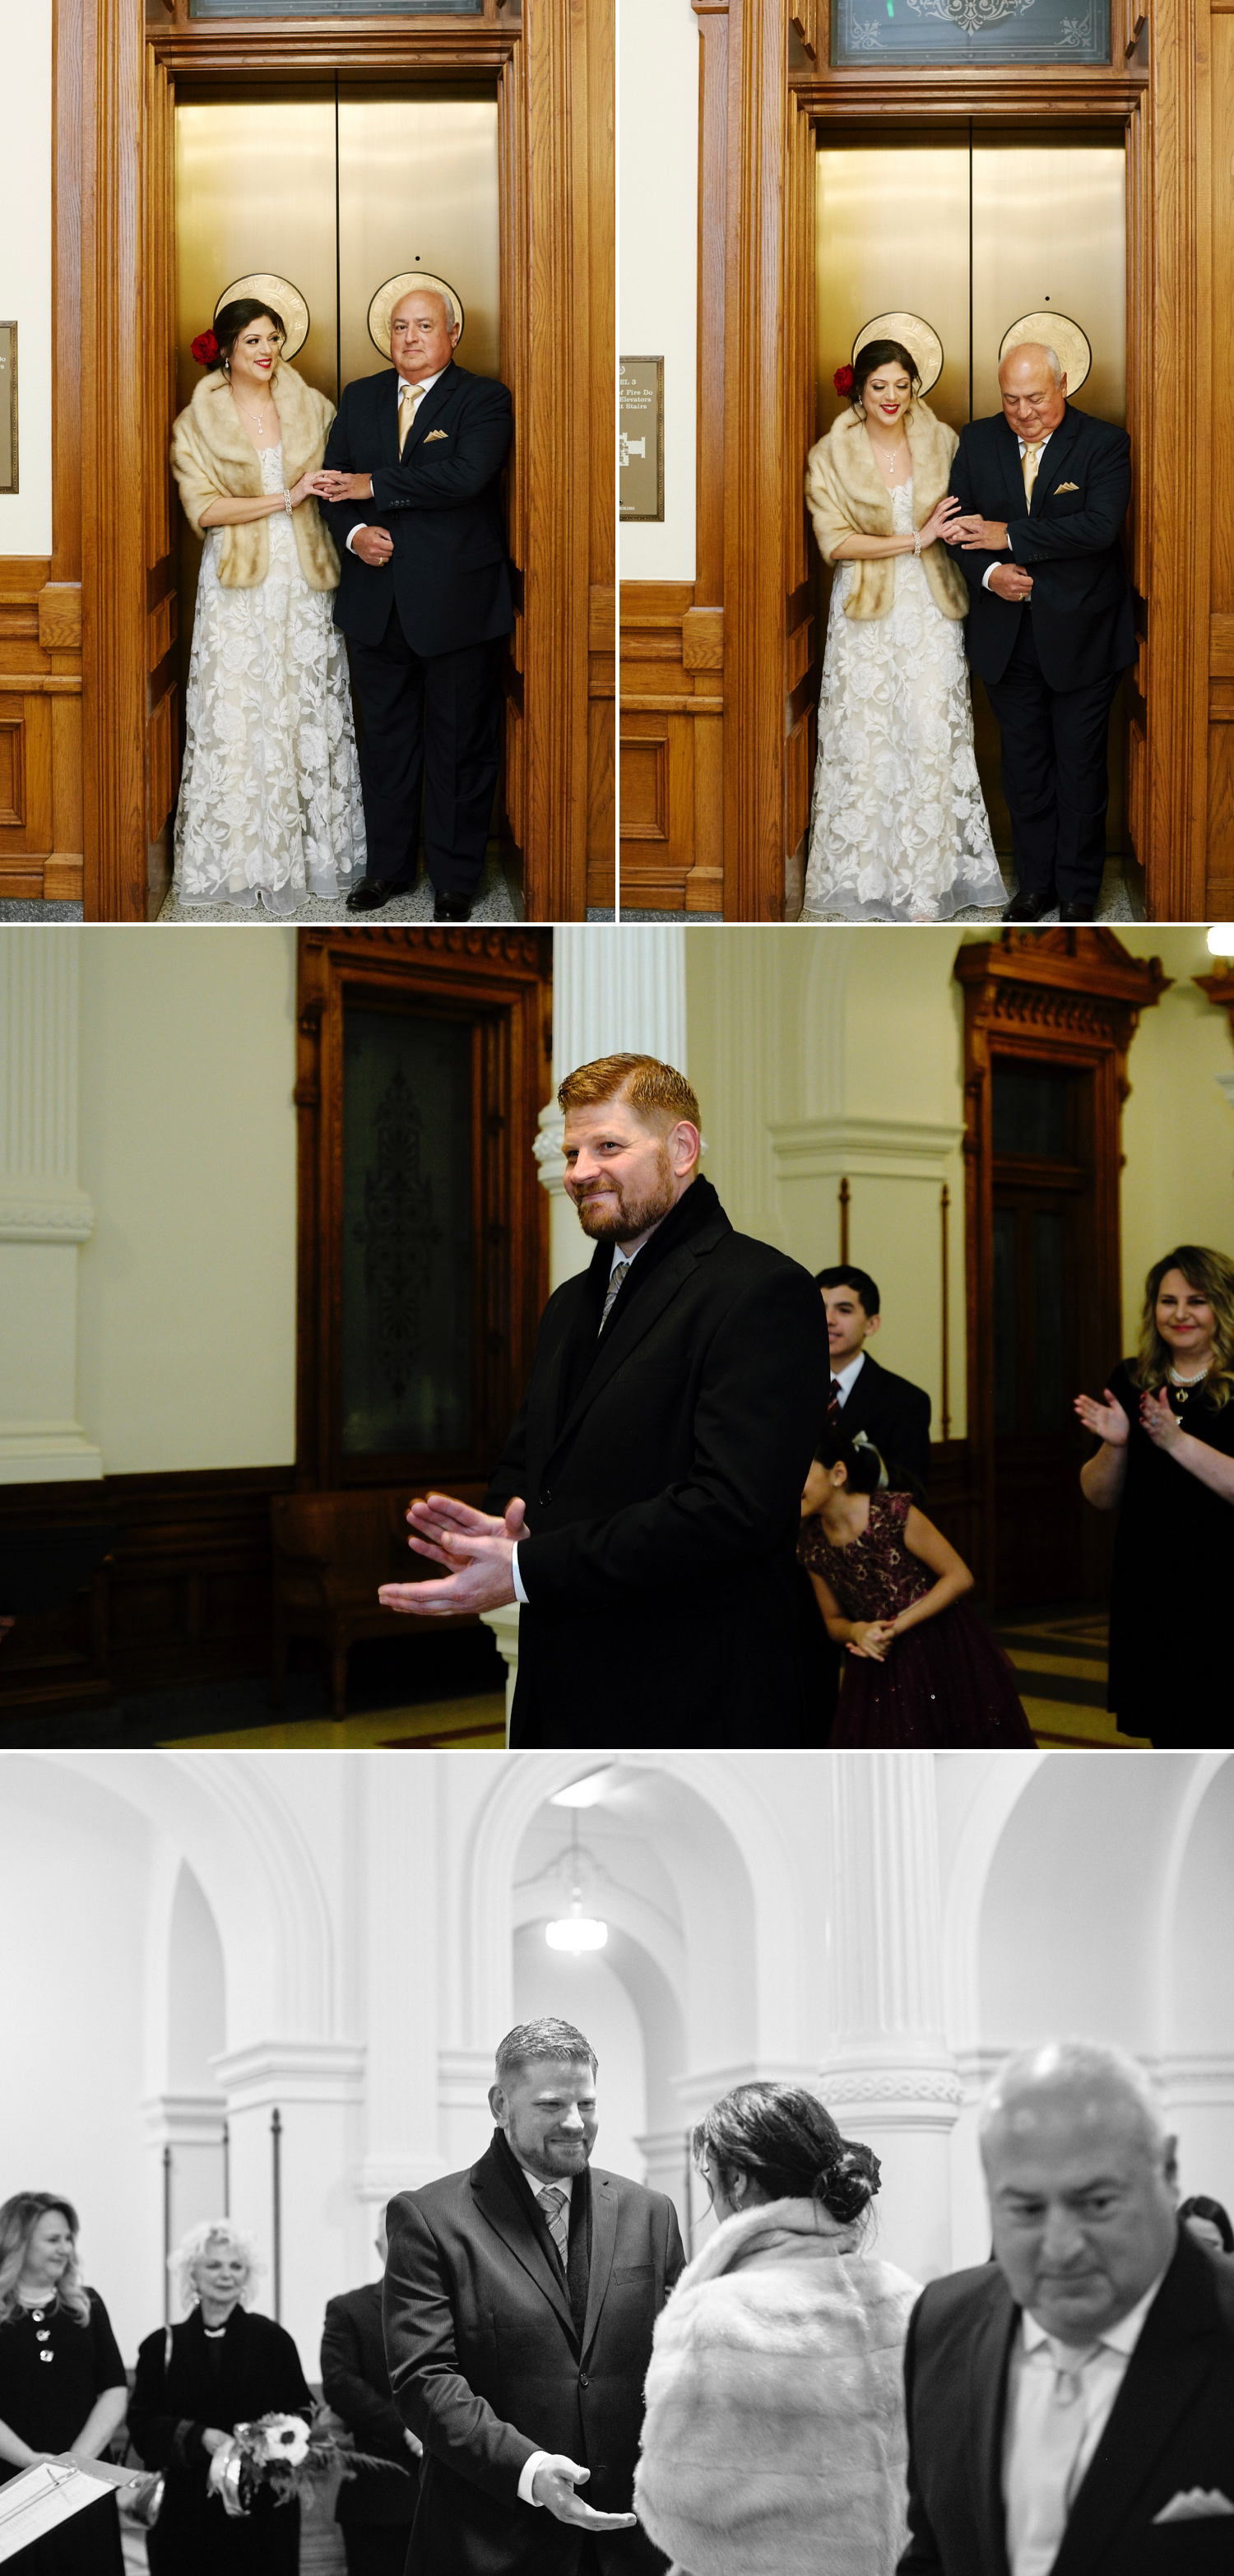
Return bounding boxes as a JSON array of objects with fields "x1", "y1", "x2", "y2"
[{"x1": 380, "y1": 1053, "x2": 827, "y2": 1741}]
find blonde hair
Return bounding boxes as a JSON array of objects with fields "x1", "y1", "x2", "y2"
[
  {"x1": 557, "y1": 1053, "x2": 700, "y2": 1132},
  {"x1": 0, "y1": 2193, "x2": 91, "y2": 2328},
  {"x1": 168, "y1": 2220, "x2": 264, "y2": 2316},
  {"x1": 1131, "y1": 1244, "x2": 1234, "y2": 1413}
]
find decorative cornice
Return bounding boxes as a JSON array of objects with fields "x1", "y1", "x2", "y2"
[
  {"x1": 211, "y1": 2041, "x2": 365, "y2": 2110},
  {"x1": 819, "y1": 2068, "x2": 965, "y2": 2109},
  {"x1": 769, "y1": 1115, "x2": 963, "y2": 1181},
  {"x1": 0, "y1": 1187, "x2": 95, "y2": 1243},
  {"x1": 299, "y1": 926, "x2": 546, "y2": 968}
]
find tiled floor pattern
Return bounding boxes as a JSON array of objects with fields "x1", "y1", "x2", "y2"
[{"x1": 990, "y1": 1603, "x2": 1148, "y2": 1748}]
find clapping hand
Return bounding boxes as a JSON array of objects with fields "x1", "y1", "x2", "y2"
[
  {"x1": 1073, "y1": 1386, "x2": 1130, "y2": 1446},
  {"x1": 378, "y1": 1493, "x2": 527, "y2": 1617},
  {"x1": 847, "y1": 1619, "x2": 897, "y2": 1663},
  {"x1": 530, "y1": 2456, "x2": 638, "y2": 2532},
  {"x1": 1139, "y1": 1385, "x2": 1182, "y2": 1450}
]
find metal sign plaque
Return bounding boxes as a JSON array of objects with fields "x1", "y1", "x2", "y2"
[
  {"x1": 619, "y1": 356, "x2": 664, "y2": 523},
  {"x1": 832, "y1": 0, "x2": 1110, "y2": 66},
  {"x1": 0, "y1": 325, "x2": 16, "y2": 493}
]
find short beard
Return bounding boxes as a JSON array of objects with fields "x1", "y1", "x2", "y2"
[{"x1": 573, "y1": 1150, "x2": 676, "y2": 1243}]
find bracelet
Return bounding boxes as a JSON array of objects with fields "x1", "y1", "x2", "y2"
[
  {"x1": 912, "y1": 530, "x2": 922, "y2": 557},
  {"x1": 283, "y1": 488, "x2": 293, "y2": 515}
]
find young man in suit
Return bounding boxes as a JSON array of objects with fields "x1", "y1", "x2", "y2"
[
  {"x1": 379, "y1": 1054, "x2": 828, "y2": 1743},
  {"x1": 383, "y1": 2017, "x2": 685, "y2": 2576},
  {"x1": 321, "y1": 2222, "x2": 420, "y2": 2575},
  {"x1": 946, "y1": 341, "x2": 1136, "y2": 926},
  {"x1": 318, "y1": 286, "x2": 513, "y2": 922},
  {"x1": 899, "y1": 2040, "x2": 1234, "y2": 2575}
]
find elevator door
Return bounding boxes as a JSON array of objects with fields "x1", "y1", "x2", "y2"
[
  {"x1": 174, "y1": 82, "x2": 499, "y2": 737},
  {"x1": 814, "y1": 129, "x2": 1128, "y2": 859}
]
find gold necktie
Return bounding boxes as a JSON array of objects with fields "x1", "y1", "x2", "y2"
[
  {"x1": 398, "y1": 383, "x2": 425, "y2": 457},
  {"x1": 1022, "y1": 441, "x2": 1045, "y2": 506}
]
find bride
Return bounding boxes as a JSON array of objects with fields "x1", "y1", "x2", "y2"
[
  {"x1": 801, "y1": 323, "x2": 1004, "y2": 923},
  {"x1": 169, "y1": 282, "x2": 365, "y2": 912}
]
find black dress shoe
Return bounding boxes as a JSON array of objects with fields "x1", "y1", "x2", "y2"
[
  {"x1": 1003, "y1": 888, "x2": 1057, "y2": 924},
  {"x1": 346, "y1": 877, "x2": 410, "y2": 913},
  {"x1": 1059, "y1": 899, "x2": 1097, "y2": 924},
  {"x1": 433, "y1": 893, "x2": 473, "y2": 923}
]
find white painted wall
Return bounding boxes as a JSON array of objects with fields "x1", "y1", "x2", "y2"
[
  {"x1": 0, "y1": 0, "x2": 53, "y2": 555},
  {"x1": 619, "y1": 0, "x2": 698, "y2": 582}
]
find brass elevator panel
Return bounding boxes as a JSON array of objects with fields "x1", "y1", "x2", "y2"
[
  {"x1": 336, "y1": 88, "x2": 499, "y2": 392},
  {"x1": 814, "y1": 130, "x2": 1129, "y2": 858}
]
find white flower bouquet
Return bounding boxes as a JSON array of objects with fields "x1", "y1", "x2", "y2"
[{"x1": 207, "y1": 2410, "x2": 406, "y2": 2517}]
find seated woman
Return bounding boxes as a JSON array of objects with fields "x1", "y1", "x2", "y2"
[
  {"x1": 801, "y1": 327, "x2": 1003, "y2": 925},
  {"x1": 1076, "y1": 1244, "x2": 1234, "y2": 1748},
  {"x1": 0, "y1": 2193, "x2": 128, "y2": 2576},
  {"x1": 170, "y1": 288, "x2": 365, "y2": 913},
  {"x1": 1179, "y1": 2196, "x2": 1234, "y2": 2259},
  {"x1": 128, "y1": 2220, "x2": 312, "y2": 2574},
  {"x1": 798, "y1": 1430, "x2": 1034, "y2": 1748},
  {"x1": 635, "y1": 2082, "x2": 917, "y2": 2576}
]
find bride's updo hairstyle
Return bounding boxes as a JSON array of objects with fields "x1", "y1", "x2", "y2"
[
  {"x1": 812, "y1": 1427, "x2": 884, "y2": 1494},
  {"x1": 848, "y1": 339, "x2": 921, "y2": 414},
  {"x1": 212, "y1": 299, "x2": 286, "y2": 376},
  {"x1": 692, "y1": 2082, "x2": 881, "y2": 2226}
]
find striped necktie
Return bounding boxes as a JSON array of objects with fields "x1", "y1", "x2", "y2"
[
  {"x1": 599, "y1": 1255, "x2": 632, "y2": 1333},
  {"x1": 537, "y1": 2186, "x2": 569, "y2": 2268},
  {"x1": 828, "y1": 1376, "x2": 842, "y2": 1428}
]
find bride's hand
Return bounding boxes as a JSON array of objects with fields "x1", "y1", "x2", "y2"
[
  {"x1": 916, "y1": 494, "x2": 963, "y2": 550},
  {"x1": 287, "y1": 468, "x2": 329, "y2": 508},
  {"x1": 1073, "y1": 1387, "x2": 1130, "y2": 1447}
]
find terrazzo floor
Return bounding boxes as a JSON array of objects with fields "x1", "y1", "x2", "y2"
[{"x1": 623, "y1": 856, "x2": 1139, "y2": 926}]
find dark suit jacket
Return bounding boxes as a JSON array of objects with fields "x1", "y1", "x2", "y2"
[
  {"x1": 322, "y1": 363, "x2": 514, "y2": 657},
  {"x1": 321, "y1": 2281, "x2": 418, "y2": 2528},
  {"x1": 949, "y1": 405, "x2": 1136, "y2": 690},
  {"x1": 837, "y1": 1351, "x2": 932, "y2": 1502},
  {"x1": 484, "y1": 1177, "x2": 829, "y2": 1739},
  {"x1": 383, "y1": 2135, "x2": 685, "y2": 2576},
  {"x1": 898, "y1": 2231, "x2": 1234, "y2": 2575}
]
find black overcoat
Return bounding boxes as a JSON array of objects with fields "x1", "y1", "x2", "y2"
[
  {"x1": 321, "y1": 2281, "x2": 418, "y2": 2529},
  {"x1": 949, "y1": 405, "x2": 1136, "y2": 690},
  {"x1": 485, "y1": 1177, "x2": 829, "y2": 1742},
  {"x1": 128, "y1": 2304, "x2": 312, "y2": 2575},
  {"x1": 321, "y1": 362, "x2": 514, "y2": 657},
  {"x1": 383, "y1": 2135, "x2": 684, "y2": 2576},
  {"x1": 898, "y1": 2229, "x2": 1234, "y2": 2574}
]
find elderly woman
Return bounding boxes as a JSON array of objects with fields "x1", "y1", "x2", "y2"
[
  {"x1": 1075, "y1": 1244, "x2": 1234, "y2": 1747},
  {"x1": 634, "y1": 2083, "x2": 917, "y2": 2576},
  {"x1": 170, "y1": 292, "x2": 365, "y2": 912},
  {"x1": 128, "y1": 2221, "x2": 311, "y2": 2574},
  {"x1": 802, "y1": 333, "x2": 1002, "y2": 924},
  {"x1": 0, "y1": 2192, "x2": 128, "y2": 2575}
]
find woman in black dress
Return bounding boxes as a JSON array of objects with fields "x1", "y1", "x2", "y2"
[
  {"x1": 128, "y1": 2220, "x2": 312, "y2": 2575},
  {"x1": 0, "y1": 2193, "x2": 128, "y2": 2576},
  {"x1": 1075, "y1": 1245, "x2": 1234, "y2": 1748}
]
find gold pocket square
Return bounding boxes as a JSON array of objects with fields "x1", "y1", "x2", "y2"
[
  {"x1": 1153, "y1": 2490, "x2": 1234, "y2": 2524},
  {"x1": 1054, "y1": 480, "x2": 1079, "y2": 493},
  {"x1": 424, "y1": 429, "x2": 449, "y2": 443}
]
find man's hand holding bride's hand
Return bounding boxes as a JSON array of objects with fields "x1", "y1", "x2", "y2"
[
  {"x1": 317, "y1": 470, "x2": 373, "y2": 503},
  {"x1": 288, "y1": 469, "x2": 336, "y2": 507},
  {"x1": 847, "y1": 1620, "x2": 896, "y2": 1663},
  {"x1": 378, "y1": 1493, "x2": 527, "y2": 1617},
  {"x1": 948, "y1": 514, "x2": 1009, "y2": 551},
  {"x1": 916, "y1": 494, "x2": 963, "y2": 550}
]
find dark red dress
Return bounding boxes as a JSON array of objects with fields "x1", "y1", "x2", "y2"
[{"x1": 797, "y1": 1490, "x2": 1034, "y2": 1748}]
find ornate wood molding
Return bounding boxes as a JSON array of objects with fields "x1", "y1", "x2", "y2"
[{"x1": 1195, "y1": 963, "x2": 1234, "y2": 1047}]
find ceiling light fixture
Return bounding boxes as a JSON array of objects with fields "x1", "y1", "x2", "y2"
[{"x1": 545, "y1": 1814, "x2": 609, "y2": 1953}]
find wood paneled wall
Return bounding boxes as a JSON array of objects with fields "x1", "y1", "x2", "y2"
[
  {"x1": 1209, "y1": 3, "x2": 1234, "y2": 915},
  {"x1": 0, "y1": 0, "x2": 84, "y2": 902}
]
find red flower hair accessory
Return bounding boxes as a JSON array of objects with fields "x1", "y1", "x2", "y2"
[
  {"x1": 833, "y1": 364, "x2": 855, "y2": 397},
  {"x1": 191, "y1": 331, "x2": 220, "y2": 368}
]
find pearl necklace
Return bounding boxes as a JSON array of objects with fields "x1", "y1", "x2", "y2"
[{"x1": 1167, "y1": 1362, "x2": 1210, "y2": 1395}]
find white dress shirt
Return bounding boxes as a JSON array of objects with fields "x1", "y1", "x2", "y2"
[
  {"x1": 830, "y1": 1350, "x2": 866, "y2": 1406},
  {"x1": 345, "y1": 364, "x2": 450, "y2": 553},
  {"x1": 981, "y1": 429, "x2": 1055, "y2": 592},
  {"x1": 508, "y1": 2156, "x2": 576, "y2": 2507},
  {"x1": 510, "y1": 1228, "x2": 661, "y2": 1604},
  {"x1": 1003, "y1": 2271, "x2": 1167, "y2": 2574}
]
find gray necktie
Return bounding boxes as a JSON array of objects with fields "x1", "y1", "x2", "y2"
[
  {"x1": 599, "y1": 1256, "x2": 632, "y2": 1333},
  {"x1": 538, "y1": 2186, "x2": 569, "y2": 2267}
]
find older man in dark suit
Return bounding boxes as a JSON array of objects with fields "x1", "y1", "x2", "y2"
[
  {"x1": 383, "y1": 2017, "x2": 685, "y2": 2576},
  {"x1": 379, "y1": 1053, "x2": 828, "y2": 1744},
  {"x1": 321, "y1": 2221, "x2": 420, "y2": 2576},
  {"x1": 899, "y1": 2040, "x2": 1234, "y2": 2575}
]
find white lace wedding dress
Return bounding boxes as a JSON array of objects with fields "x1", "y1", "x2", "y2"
[
  {"x1": 174, "y1": 442, "x2": 365, "y2": 912},
  {"x1": 801, "y1": 480, "x2": 1004, "y2": 922}
]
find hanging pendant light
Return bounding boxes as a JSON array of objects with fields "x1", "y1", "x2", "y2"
[{"x1": 545, "y1": 1816, "x2": 608, "y2": 1953}]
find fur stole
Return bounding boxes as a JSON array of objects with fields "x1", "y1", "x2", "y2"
[
  {"x1": 633, "y1": 2198, "x2": 919, "y2": 2576},
  {"x1": 805, "y1": 401, "x2": 970, "y2": 624},
  {"x1": 169, "y1": 364, "x2": 340, "y2": 592}
]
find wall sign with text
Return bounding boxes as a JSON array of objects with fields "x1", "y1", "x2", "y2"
[
  {"x1": 0, "y1": 325, "x2": 16, "y2": 494},
  {"x1": 619, "y1": 358, "x2": 664, "y2": 524},
  {"x1": 832, "y1": 0, "x2": 1110, "y2": 66}
]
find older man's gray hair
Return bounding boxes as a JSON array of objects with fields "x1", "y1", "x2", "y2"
[
  {"x1": 977, "y1": 2040, "x2": 1169, "y2": 2159},
  {"x1": 395, "y1": 284, "x2": 459, "y2": 335},
  {"x1": 495, "y1": 2017, "x2": 597, "y2": 2082}
]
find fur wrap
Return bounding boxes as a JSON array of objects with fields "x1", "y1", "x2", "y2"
[
  {"x1": 633, "y1": 2197, "x2": 918, "y2": 2576},
  {"x1": 805, "y1": 402, "x2": 970, "y2": 624},
  {"x1": 169, "y1": 364, "x2": 341, "y2": 592}
]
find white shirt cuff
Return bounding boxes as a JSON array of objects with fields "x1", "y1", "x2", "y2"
[
  {"x1": 346, "y1": 526, "x2": 369, "y2": 553},
  {"x1": 511, "y1": 1541, "x2": 528, "y2": 1605},
  {"x1": 982, "y1": 565, "x2": 996, "y2": 590},
  {"x1": 518, "y1": 2451, "x2": 550, "y2": 2505}
]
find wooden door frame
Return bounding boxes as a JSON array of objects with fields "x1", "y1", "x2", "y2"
[
  {"x1": 953, "y1": 927, "x2": 1167, "y2": 1605},
  {"x1": 80, "y1": 1, "x2": 606, "y2": 921},
  {"x1": 715, "y1": 0, "x2": 1208, "y2": 920}
]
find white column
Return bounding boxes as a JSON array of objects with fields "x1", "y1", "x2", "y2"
[
  {"x1": 480, "y1": 1603, "x2": 518, "y2": 1736},
  {"x1": 211, "y1": 2041, "x2": 364, "y2": 2368},
  {"x1": 351, "y1": 1762, "x2": 443, "y2": 2236},
  {"x1": 144, "y1": 2091, "x2": 229, "y2": 2255},
  {"x1": 0, "y1": 930, "x2": 100, "y2": 1479},
  {"x1": 537, "y1": 926, "x2": 688, "y2": 1286},
  {"x1": 818, "y1": 1755, "x2": 962, "y2": 2286}
]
